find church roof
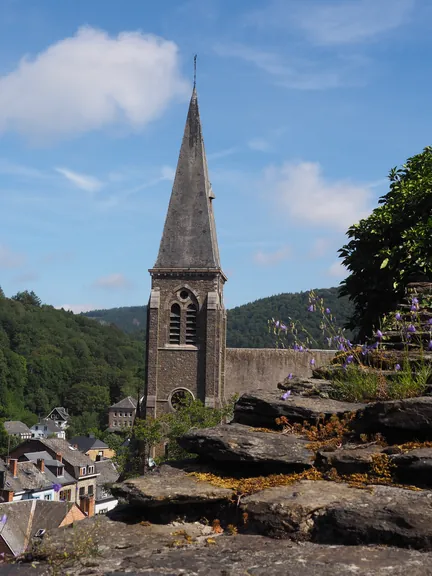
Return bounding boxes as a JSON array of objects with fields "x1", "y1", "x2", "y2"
[{"x1": 153, "y1": 87, "x2": 222, "y2": 271}]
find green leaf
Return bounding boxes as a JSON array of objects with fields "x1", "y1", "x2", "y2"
[{"x1": 380, "y1": 258, "x2": 389, "y2": 269}]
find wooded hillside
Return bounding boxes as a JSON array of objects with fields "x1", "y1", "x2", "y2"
[
  {"x1": 84, "y1": 287, "x2": 354, "y2": 348},
  {"x1": 0, "y1": 290, "x2": 144, "y2": 431}
]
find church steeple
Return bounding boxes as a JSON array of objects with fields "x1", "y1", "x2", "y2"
[{"x1": 154, "y1": 85, "x2": 221, "y2": 270}]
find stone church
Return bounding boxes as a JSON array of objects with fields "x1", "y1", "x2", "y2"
[{"x1": 144, "y1": 87, "x2": 332, "y2": 416}]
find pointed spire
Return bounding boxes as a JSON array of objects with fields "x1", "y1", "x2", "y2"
[{"x1": 153, "y1": 82, "x2": 222, "y2": 271}]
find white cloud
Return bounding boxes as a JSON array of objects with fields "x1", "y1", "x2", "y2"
[
  {"x1": 266, "y1": 161, "x2": 372, "y2": 230},
  {"x1": 254, "y1": 245, "x2": 291, "y2": 266},
  {"x1": 309, "y1": 237, "x2": 332, "y2": 259},
  {"x1": 56, "y1": 167, "x2": 103, "y2": 192},
  {"x1": 327, "y1": 260, "x2": 348, "y2": 278},
  {"x1": 57, "y1": 304, "x2": 97, "y2": 314},
  {"x1": 92, "y1": 273, "x2": 131, "y2": 290},
  {"x1": 214, "y1": 43, "x2": 343, "y2": 90},
  {"x1": 248, "y1": 138, "x2": 270, "y2": 152},
  {"x1": 0, "y1": 244, "x2": 26, "y2": 269},
  {"x1": 294, "y1": 0, "x2": 414, "y2": 46},
  {"x1": 0, "y1": 26, "x2": 189, "y2": 141}
]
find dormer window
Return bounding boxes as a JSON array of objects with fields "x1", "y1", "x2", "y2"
[
  {"x1": 169, "y1": 304, "x2": 181, "y2": 344},
  {"x1": 56, "y1": 467, "x2": 63, "y2": 477},
  {"x1": 88, "y1": 465, "x2": 94, "y2": 474},
  {"x1": 80, "y1": 467, "x2": 86, "y2": 476}
]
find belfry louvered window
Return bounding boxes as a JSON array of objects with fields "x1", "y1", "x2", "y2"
[
  {"x1": 185, "y1": 304, "x2": 197, "y2": 345},
  {"x1": 169, "y1": 304, "x2": 181, "y2": 344}
]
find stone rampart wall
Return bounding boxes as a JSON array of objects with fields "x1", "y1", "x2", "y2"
[{"x1": 224, "y1": 348, "x2": 336, "y2": 398}]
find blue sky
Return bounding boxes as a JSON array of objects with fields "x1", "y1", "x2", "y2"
[{"x1": 0, "y1": 0, "x2": 429, "y2": 312}]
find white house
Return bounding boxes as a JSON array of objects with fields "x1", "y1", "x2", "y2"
[
  {"x1": 31, "y1": 419, "x2": 65, "y2": 440},
  {"x1": 46, "y1": 407, "x2": 70, "y2": 431}
]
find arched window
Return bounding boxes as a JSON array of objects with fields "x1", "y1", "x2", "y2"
[
  {"x1": 169, "y1": 304, "x2": 181, "y2": 344},
  {"x1": 185, "y1": 304, "x2": 197, "y2": 345}
]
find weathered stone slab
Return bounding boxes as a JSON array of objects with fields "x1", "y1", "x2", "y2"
[
  {"x1": 391, "y1": 448, "x2": 432, "y2": 487},
  {"x1": 277, "y1": 376, "x2": 334, "y2": 398},
  {"x1": 111, "y1": 464, "x2": 233, "y2": 509},
  {"x1": 241, "y1": 480, "x2": 432, "y2": 549},
  {"x1": 31, "y1": 514, "x2": 432, "y2": 575},
  {"x1": 316, "y1": 444, "x2": 384, "y2": 475},
  {"x1": 177, "y1": 423, "x2": 314, "y2": 470},
  {"x1": 351, "y1": 397, "x2": 432, "y2": 442},
  {"x1": 234, "y1": 390, "x2": 364, "y2": 429}
]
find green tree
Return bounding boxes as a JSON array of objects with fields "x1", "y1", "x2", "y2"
[
  {"x1": 339, "y1": 146, "x2": 432, "y2": 339},
  {"x1": 12, "y1": 291, "x2": 42, "y2": 307},
  {"x1": 65, "y1": 383, "x2": 110, "y2": 416}
]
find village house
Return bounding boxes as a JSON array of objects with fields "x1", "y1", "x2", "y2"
[
  {"x1": 69, "y1": 434, "x2": 115, "y2": 461},
  {"x1": 30, "y1": 418, "x2": 65, "y2": 440},
  {"x1": 17, "y1": 451, "x2": 76, "y2": 500},
  {"x1": 107, "y1": 396, "x2": 137, "y2": 432},
  {"x1": 0, "y1": 500, "x2": 85, "y2": 558},
  {"x1": 3, "y1": 421, "x2": 32, "y2": 441},
  {"x1": 45, "y1": 407, "x2": 70, "y2": 431},
  {"x1": 0, "y1": 458, "x2": 55, "y2": 503},
  {"x1": 8, "y1": 439, "x2": 97, "y2": 510},
  {"x1": 94, "y1": 459, "x2": 119, "y2": 514}
]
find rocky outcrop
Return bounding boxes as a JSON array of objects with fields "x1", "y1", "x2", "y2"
[
  {"x1": 277, "y1": 376, "x2": 335, "y2": 398},
  {"x1": 110, "y1": 463, "x2": 233, "y2": 521},
  {"x1": 243, "y1": 480, "x2": 432, "y2": 549},
  {"x1": 233, "y1": 390, "x2": 364, "y2": 428},
  {"x1": 177, "y1": 423, "x2": 314, "y2": 471},
  {"x1": 316, "y1": 444, "x2": 384, "y2": 476},
  {"x1": 391, "y1": 448, "x2": 432, "y2": 486},
  {"x1": 26, "y1": 515, "x2": 432, "y2": 575},
  {"x1": 350, "y1": 396, "x2": 432, "y2": 442}
]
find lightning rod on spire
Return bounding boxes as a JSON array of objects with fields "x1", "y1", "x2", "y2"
[{"x1": 193, "y1": 54, "x2": 197, "y2": 89}]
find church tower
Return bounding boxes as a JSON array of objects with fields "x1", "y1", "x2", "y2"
[{"x1": 144, "y1": 85, "x2": 227, "y2": 416}]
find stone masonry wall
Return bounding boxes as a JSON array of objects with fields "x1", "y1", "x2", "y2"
[{"x1": 224, "y1": 348, "x2": 336, "y2": 398}]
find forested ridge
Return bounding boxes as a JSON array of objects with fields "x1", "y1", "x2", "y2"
[
  {"x1": 84, "y1": 287, "x2": 354, "y2": 347},
  {"x1": 0, "y1": 286, "x2": 352, "y2": 434},
  {"x1": 0, "y1": 289, "x2": 145, "y2": 432}
]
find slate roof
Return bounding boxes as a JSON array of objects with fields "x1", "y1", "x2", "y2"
[
  {"x1": 1, "y1": 461, "x2": 51, "y2": 494},
  {"x1": 47, "y1": 407, "x2": 69, "y2": 421},
  {"x1": 95, "y1": 459, "x2": 119, "y2": 487},
  {"x1": 153, "y1": 87, "x2": 222, "y2": 270},
  {"x1": 0, "y1": 500, "x2": 78, "y2": 556},
  {"x1": 22, "y1": 452, "x2": 75, "y2": 487},
  {"x1": 109, "y1": 396, "x2": 137, "y2": 410},
  {"x1": 31, "y1": 419, "x2": 62, "y2": 433},
  {"x1": 70, "y1": 435, "x2": 109, "y2": 454},
  {"x1": 36, "y1": 439, "x2": 94, "y2": 468},
  {"x1": 3, "y1": 421, "x2": 31, "y2": 436}
]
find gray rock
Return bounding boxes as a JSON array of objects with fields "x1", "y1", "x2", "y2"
[
  {"x1": 391, "y1": 448, "x2": 432, "y2": 487},
  {"x1": 177, "y1": 423, "x2": 314, "y2": 471},
  {"x1": 29, "y1": 515, "x2": 432, "y2": 575},
  {"x1": 111, "y1": 464, "x2": 232, "y2": 511},
  {"x1": 241, "y1": 480, "x2": 432, "y2": 549},
  {"x1": 316, "y1": 444, "x2": 384, "y2": 476},
  {"x1": 351, "y1": 397, "x2": 432, "y2": 442},
  {"x1": 234, "y1": 390, "x2": 364, "y2": 428},
  {"x1": 277, "y1": 376, "x2": 334, "y2": 398}
]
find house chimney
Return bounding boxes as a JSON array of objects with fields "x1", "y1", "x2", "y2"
[
  {"x1": 6, "y1": 490, "x2": 13, "y2": 502},
  {"x1": 87, "y1": 496, "x2": 95, "y2": 518},
  {"x1": 73, "y1": 444, "x2": 78, "y2": 450},
  {"x1": 55, "y1": 452, "x2": 62, "y2": 463},
  {"x1": 10, "y1": 459, "x2": 18, "y2": 478},
  {"x1": 5, "y1": 457, "x2": 10, "y2": 467},
  {"x1": 37, "y1": 459, "x2": 45, "y2": 473}
]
